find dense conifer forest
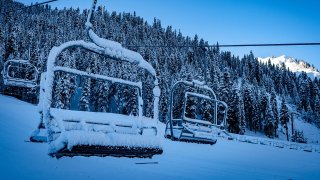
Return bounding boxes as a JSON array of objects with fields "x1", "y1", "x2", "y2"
[{"x1": 1, "y1": 0, "x2": 319, "y2": 140}]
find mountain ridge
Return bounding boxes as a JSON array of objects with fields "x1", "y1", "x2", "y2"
[{"x1": 258, "y1": 55, "x2": 320, "y2": 79}]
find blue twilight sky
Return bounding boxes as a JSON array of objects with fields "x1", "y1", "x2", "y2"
[{"x1": 17, "y1": 0, "x2": 320, "y2": 70}]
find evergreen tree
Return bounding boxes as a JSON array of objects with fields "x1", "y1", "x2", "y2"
[
  {"x1": 270, "y1": 90, "x2": 279, "y2": 137},
  {"x1": 291, "y1": 130, "x2": 307, "y2": 143},
  {"x1": 1, "y1": 0, "x2": 319, "y2": 136},
  {"x1": 280, "y1": 97, "x2": 290, "y2": 141},
  {"x1": 314, "y1": 95, "x2": 320, "y2": 125},
  {"x1": 79, "y1": 77, "x2": 91, "y2": 111},
  {"x1": 200, "y1": 98, "x2": 213, "y2": 122},
  {"x1": 185, "y1": 96, "x2": 197, "y2": 119},
  {"x1": 243, "y1": 82, "x2": 254, "y2": 131},
  {"x1": 97, "y1": 81, "x2": 110, "y2": 113},
  {"x1": 227, "y1": 84, "x2": 241, "y2": 134},
  {"x1": 298, "y1": 74, "x2": 309, "y2": 111},
  {"x1": 264, "y1": 105, "x2": 275, "y2": 137}
]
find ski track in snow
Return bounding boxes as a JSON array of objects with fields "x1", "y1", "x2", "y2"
[{"x1": 0, "y1": 95, "x2": 320, "y2": 179}]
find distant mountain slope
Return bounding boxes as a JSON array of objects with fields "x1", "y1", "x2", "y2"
[{"x1": 258, "y1": 55, "x2": 320, "y2": 79}]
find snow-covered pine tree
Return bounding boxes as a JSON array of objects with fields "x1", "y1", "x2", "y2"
[
  {"x1": 79, "y1": 76, "x2": 91, "y2": 111},
  {"x1": 243, "y1": 82, "x2": 254, "y2": 131},
  {"x1": 280, "y1": 97, "x2": 290, "y2": 140},
  {"x1": 200, "y1": 98, "x2": 213, "y2": 123},
  {"x1": 97, "y1": 81, "x2": 110, "y2": 113},
  {"x1": 52, "y1": 50, "x2": 76, "y2": 110},
  {"x1": 253, "y1": 98, "x2": 261, "y2": 133},
  {"x1": 159, "y1": 67, "x2": 170, "y2": 122},
  {"x1": 239, "y1": 89, "x2": 246, "y2": 135},
  {"x1": 121, "y1": 85, "x2": 139, "y2": 116},
  {"x1": 298, "y1": 73, "x2": 310, "y2": 111},
  {"x1": 314, "y1": 95, "x2": 320, "y2": 126},
  {"x1": 227, "y1": 83, "x2": 241, "y2": 134},
  {"x1": 264, "y1": 104, "x2": 275, "y2": 137},
  {"x1": 185, "y1": 96, "x2": 197, "y2": 119},
  {"x1": 291, "y1": 130, "x2": 307, "y2": 143},
  {"x1": 270, "y1": 89, "x2": 279, "y2": 137},
  {"x1": 142, "y1": 73, "x2": 154, "y2": 118},
  {"x1": 305, "y1": 105, "x2": 314, "y2": 123},
  {"x1": 260, "y1": 94, "x2": 268, "y2": 121},
  {"x1": 1, "y1": 0, "x2": 320, "y2": 135},
  {"x1": 219, "y1": 68, "x2": 232, "y2": 104},
  {"x1": 310, "y1": 78, "x2": 319, "y2": 111}
]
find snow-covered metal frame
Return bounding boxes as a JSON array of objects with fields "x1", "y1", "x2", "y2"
[
  {"x1": 39, "y1": 0, "x2": 162, "y2": 158},
  {"x1": 165, "y1": 80, "x2": 228, "y2": 144},
  {"x1": 2, "y1": 60, "x2": 38, "y2": 88}
]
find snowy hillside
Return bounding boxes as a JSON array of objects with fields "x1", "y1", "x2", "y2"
[
  {"x1": 258, "y1": 55, "x2": 320, "y2": 79},
  {"x1": 2, "y1": 0, "x2": 320, "y2": 141},
  {"x1": 1, "y1": 94, "x2": 320, "y2": 179}
]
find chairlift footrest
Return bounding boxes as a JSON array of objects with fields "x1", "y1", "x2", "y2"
[{"x1": 51, "y1": 145, "x2": 163, "y2": 158}]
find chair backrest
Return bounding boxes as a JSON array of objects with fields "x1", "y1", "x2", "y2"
[
  {"x1": 183, "y1": 91, "x2": 217, "y2": 125},
  {"x1": 169, "y1": 80, "x2": 227, "y2": 124},
  {"x1": 2, "y1": 60, "x2": 38, "y2": 88},
  {"x1": 39, "y1": 0, "x2": 160, "y2": 143}
]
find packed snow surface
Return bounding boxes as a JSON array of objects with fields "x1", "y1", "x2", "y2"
[
  {"x1": 1, "y1": 95, "x2": 320, "y2": 179},
  {"x1": 258, "y1": 55, "x2": 320, "y2": 79}
]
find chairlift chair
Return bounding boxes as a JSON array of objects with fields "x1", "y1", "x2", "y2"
[
  {"x1": 33, "y1": 0, "x2": 162, "y2": 158},
  {"x1": 165, "y1": 80, "x2": 228, "y2": 144},
  {"x1": 2, "y1": 60, "x2": 38, "y2": 88}
]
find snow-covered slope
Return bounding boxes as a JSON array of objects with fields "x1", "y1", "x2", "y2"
[
  {"x1": 258, "y1": 55, "x2": 320, "y2": 79},
  {"x1": 1, "y1": 94, "x2": 320, "y2": 179}
]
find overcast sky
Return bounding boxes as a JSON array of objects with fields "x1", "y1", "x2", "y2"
[{"x1": 18, "y1": 0, "x2": 320, "y2": 70}]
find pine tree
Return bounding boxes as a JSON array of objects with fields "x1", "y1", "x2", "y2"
[
  {"x1": 97, "y1": 81, "x2": 110, "y2": 113},
  {"x1": 219, "y1": 68, "x2": 232, "y2": 104},
  {"x1": 305, "y1": 105, "x2": 314, "y2": 123},
  {"x1": 264, "y1": 105, "x2": 275, "y2": 138},
  {"x1": 239, "y1": 89, "x2": 246, "y2": 135},
  {"x1": 280, "y1": 97, "x2": 290, "y2": 141},
  {"x1": 270, "y1": 90, "x2": 279, "y2": 137},
  {"x1": 79, "y1": 77, "x2": 91, "y2": 111},
  {"x1": 243, "y1": 82, "x2": 254, "y2": 131},
  {"x1": 260, "y1": 94, "x2": 268, "y2": 120},
  {"x1": 291, "y1": 130, "x2": 307, "y2": 143},
  {"x1": 200, "y1": 98, "x2": 213, "y2": 123},
  {"x1": 185, "y1": 96, "x2": 197, "y2": 119},
  {"x1": 1, "y1": 0, "x2": 319, "y2": 136},
  {"x1": 298, "y1": 74, "x2": 309, "y2": 111},
  {"x1": 314, "y1": 95, "x2": 320, "y2": 125},
  {"x1": 227, "y1": 84, "x2": 241, "y2": 134}
]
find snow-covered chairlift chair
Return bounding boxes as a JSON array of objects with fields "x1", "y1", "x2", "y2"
[
  {"x1": 37, "y1": 0, "x2": 162, "y2": 158},
  {"x1": 165, "y1": 80, "x2": 228, "y2": 144},
  {"x1": 1, "y1": 60, "x2": 38, "y2": 88}
]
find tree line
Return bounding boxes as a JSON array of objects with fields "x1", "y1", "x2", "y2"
[{"x1": 0, "y1": 0, "x2": 318, "y2": 141}]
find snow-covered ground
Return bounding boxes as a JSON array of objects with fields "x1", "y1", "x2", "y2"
[
  {"x1": 1, "y1": 95, "x2": 320, "y2": 179},
  {"x1": 243, "y1": 117, "x2": 320, "y2": 144},
  {"x1": 258, "y1": 55, "x2": 320, "y2": 79}
]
